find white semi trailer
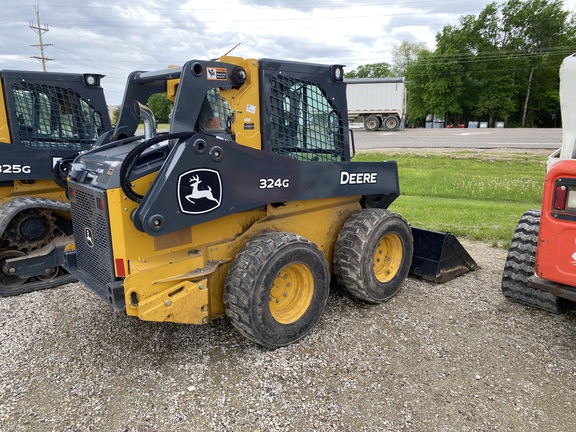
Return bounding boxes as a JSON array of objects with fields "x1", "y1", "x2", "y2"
[{"x1": 345, "y1": 77, "x2": 406, "y2": 131}]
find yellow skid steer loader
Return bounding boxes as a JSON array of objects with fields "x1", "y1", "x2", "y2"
[
  {"x1": 40, "y1": 57, "x2": 474, "y2": 347},
  {"x1": 0, "y1": 70, "x2": 110, "y2": 296}
]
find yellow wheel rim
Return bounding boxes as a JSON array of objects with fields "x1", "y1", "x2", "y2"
[
  {"x1": 373, "y1": 233, "x2": 403, "y2": 283},
  {"x1": 269, "y1": 263, "x2": 314, "y2": 324}
]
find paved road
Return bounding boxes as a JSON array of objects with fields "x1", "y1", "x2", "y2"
[{"x1": 352, "y1": 127, "x2": 562, "y2": 151}]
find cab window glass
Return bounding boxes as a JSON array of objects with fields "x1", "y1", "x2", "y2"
[
  {"x1": 198, "y1": 88, "x2": 232, "y2": 133},
  {"x1": 270, "y1": 75, "x2": 344, "y2": 161},
  {"x1": 12, "y1": 82, "x2": 105, "y2": 150}
]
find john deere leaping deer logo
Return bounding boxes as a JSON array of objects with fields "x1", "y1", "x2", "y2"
[{"x1": 178, "y1": 168, "x2": 222, "y2": 214}]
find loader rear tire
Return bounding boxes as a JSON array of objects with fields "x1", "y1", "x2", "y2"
[
  {"x1": 224, "y1": 232, "x2": 330, "y2": 349},
  {"x1": 334, "y1": 209, "x2": 413, "y2": 304},
  {"x1": 501, "y1": 210, "x2": 565, "y2": 313}
]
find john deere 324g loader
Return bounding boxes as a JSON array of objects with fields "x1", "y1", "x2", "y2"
[
  {"x1": 0, "y1": 70, "x2": 110, "y2": 296},
  {"x1": 58, "y1": 56, "x2": 474, "y2": 348}
]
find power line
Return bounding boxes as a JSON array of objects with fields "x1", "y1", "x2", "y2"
[{"x1": 29, "y1": 5, "x2": 53, "y2": 71}]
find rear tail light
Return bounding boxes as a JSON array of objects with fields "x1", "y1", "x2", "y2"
[
  {"x1": 554, "y1": 185, "x2": 567, "y2": 210},
  {"x1": 553, "y1": 182, "x2": 576, "y2": 212},
  {"x1": 115, "y1": 258, "x2": 126, "y2": 277}
]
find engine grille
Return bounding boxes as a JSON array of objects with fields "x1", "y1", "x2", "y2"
[{"x1": 70, "y1": 186, "x2": 117, "y2": 287}]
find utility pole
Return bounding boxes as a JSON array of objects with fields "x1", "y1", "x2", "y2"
[{"x1": 29, "y1": 5, "x2": 53, "y2": 71}]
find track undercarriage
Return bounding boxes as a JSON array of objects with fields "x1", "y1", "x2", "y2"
[{"x1": 0, "y1": 197, "x2": 75, "y2": 297}]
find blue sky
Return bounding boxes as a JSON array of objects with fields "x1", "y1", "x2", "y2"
[{"x1": 2, "y1": 0, "x2": 576, "y2": 105}]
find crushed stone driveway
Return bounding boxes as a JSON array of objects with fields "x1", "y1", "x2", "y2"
[{"x1": 1, "y1": 239, "x2": 575, "y2": 431}]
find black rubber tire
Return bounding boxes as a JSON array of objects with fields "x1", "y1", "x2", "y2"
[
  {"x1": 383, "y1": 115, "x2": 400, "y2": 131},
  {"x1": 334, "y1": 209, "x2": 413, "y2": 304},
  {"x1": 363, "y1": 115, "x2": 381, "y2": 131},
  {"x1": 224, "y1": 232, "x2": 330, "y2": 348},
  {"x1": 501, "y1": 210, "x2": 565, "y2": 313}
]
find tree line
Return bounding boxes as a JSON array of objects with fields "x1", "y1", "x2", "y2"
[{"x1": 346, "y1": 0, "x2": 576, "y2": 128}]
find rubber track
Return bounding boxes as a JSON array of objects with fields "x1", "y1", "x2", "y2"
[
  {"x1": 501, "y1": 209, "x2": 564, "y2": 313},
  {"x1": 0, "y1": 274, "x2": 76, "y2": 297},
  {"x1": 0, "y1": 197, "x2": 70, "y2": 236},
  {"x1": 0, "y1": 197, "x2": 74, "y2": 297}
]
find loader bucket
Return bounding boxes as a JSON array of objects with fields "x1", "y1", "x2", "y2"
[{"x1": 409, "y1": 227, "x2": 478, "y2": 283}]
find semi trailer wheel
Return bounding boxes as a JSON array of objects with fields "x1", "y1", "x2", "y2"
[
  {"x1": 334, "y1": 209, "x2": 413, "y2": 303},
  {"x1": 224, "y1": 232, "x2": 330, "y2": 348},
  {"x1": 383, "y1": 115, "x2": 400, "y2": 131},
  {"x1": 363, "y1": 115, "x2": 381, "y2": 131},
  {"x1": 501, "y1": 210, "x2": 565, "y2": 313}
]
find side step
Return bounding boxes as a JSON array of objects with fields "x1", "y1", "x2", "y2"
[{"x1": 409, "y1": 227, "x2": 478, "y2": 283}]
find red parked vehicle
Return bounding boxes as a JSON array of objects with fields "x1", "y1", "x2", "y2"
[{"x1": 502, "y1": 53, "x2": 576, "y2": 312}]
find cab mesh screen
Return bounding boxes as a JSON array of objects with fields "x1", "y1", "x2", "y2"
[
  {"x1": 197, "y1": 88, "x2": 232, "y2": 132},
  {"x1": 12, "y1": 82, "x2": 104, "y2": 150},
  {"x1": 270, "y1": 75, "x2": 344, "y2": 161}
]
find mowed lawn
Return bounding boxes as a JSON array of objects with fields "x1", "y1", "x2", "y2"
[{"x1": 353, "y1": 150, "x2": 548, "y2": 248}]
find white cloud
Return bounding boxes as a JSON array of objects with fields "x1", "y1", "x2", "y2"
[{"x1": 1, "y1": 0, "x2": 575, "y2": 104}]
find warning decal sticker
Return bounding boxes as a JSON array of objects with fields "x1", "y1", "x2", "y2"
[{"x1": 207, "y1": 67, "x2": 227, "y2": 80}]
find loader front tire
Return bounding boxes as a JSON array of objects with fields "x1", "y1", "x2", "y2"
[
  {"x1": 224, "y1": 232, "x2": 330, "y2": 349},
  {"x1": 501, "y1": 210, "x2": 565, "y2": 313},
  {"x1": 334, "y1": 209, "x2": 413, "y2": 304}
]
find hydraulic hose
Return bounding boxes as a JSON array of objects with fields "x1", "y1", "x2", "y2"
[{"x1": 120, "y1": 131, "x2": 196, "y2": 203}]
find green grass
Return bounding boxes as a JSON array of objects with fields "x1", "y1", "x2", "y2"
[{"x1": 353, "y1": 151, "x2": 548, "y2": 247}]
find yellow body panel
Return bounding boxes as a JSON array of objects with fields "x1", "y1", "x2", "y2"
[
  {"x1": 0, "y1": 180, "x2": 69, "y2": 206},
  {"x1": 166, "y1": 57, "x2": 262, "y2": 150},
  {"x1": 113, "y1": 190, "x2": 360, "y2": 324},
  {"x1": 219, "y1": 56, "x2": 261, "y2": 150},
  {"x1": 137, "y1": 279, "x2": 209, "y2": 324},
  {"x1": 0, "y1": 79, "x2": 10, "y2": 143}
]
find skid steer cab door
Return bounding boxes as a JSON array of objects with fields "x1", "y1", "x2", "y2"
[
  {"x1": 257, "y1": 58, "x2": 351, "y2": 162},
  {"x1": 0, "y1": 70, "x2": 111, "y2": 181}
]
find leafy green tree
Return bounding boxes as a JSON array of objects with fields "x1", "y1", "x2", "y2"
[
  {"x1": 147, "y1": 93, "x2": 172, "y2": 123},
  {"x1": 345, "y1": 62, "x2": 392, "y2": 78},
  {"x1": 502, "y1": 0, "x2": 575, "y2": 126},
  {"x1": 474, "y1": 75, "x2": 517, "y2": 125},
  {"x1": 391, "y1": 40, "x2": 428, "y2": 77},
  {"x1": 406, "y1": 50, "x2": 431, "y2": 125},
  {"x1": 112, "y1": 106, "x2": 120, "y2": 125},
  {"x1": 407, "y1": 0, "x2": 576, "y2": 127},
  {"x1": 424, "y1": 51, "x2": 464, "y2": 123}
]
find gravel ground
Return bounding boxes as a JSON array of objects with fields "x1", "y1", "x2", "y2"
[{"x1": 1, "y1": 239, "x2": 576, "y2": 431}]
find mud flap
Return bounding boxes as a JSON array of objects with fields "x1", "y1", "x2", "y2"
[{"x1": 409, "y1": 227, "x2": 478, "y2": 283}]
